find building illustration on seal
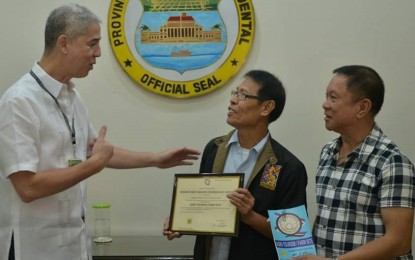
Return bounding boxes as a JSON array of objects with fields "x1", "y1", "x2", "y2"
[
  {"x1": 140, "y1": 12, "x2": 222, "y2": 44},
  {"x1": 136, "y1": 0, "x2": 226, "y2": 73}
]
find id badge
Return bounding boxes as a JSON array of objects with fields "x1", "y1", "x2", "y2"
[{"x1": 68, "y1": 158, "x2": 82, "y2": 167}]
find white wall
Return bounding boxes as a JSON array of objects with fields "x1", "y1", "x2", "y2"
[{"x1": 1, "y1": 0, "x2": 414, "y2": 248}]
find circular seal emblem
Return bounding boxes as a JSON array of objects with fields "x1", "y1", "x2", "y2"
[
  {"x1": 108, "y1": 0, "x2": 255, "y2": 98},
  {"x1": 276, "y1": 213, "x2": 303, "y2": 236}
]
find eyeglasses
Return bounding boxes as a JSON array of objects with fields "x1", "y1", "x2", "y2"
[{"x1": 230, "y1": 90, "x2": 263, "y2": 101}]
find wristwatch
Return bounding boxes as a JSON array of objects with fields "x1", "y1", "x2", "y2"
[{"x1": 332, "y1": 257, "x2": 338, "y2": 260}]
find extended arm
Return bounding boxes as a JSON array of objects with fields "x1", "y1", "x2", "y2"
[
  {"x1": 10, "y1": 126, "x2": 113, "y2": 203},
  {"x1": 106, "y1": 146, "x2": 200, "y2": 169}
]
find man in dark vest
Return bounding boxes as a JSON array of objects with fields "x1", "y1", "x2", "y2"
[{"x1": 164, "y1": 70, "x2": 308, "y2": 260}]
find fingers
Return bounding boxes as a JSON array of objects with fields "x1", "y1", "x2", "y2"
[
  {"x1": 181, "y1": 147, "x2": 201, "y2": 155},
  {"x1": 179, "y1": 161, "x2": 194, "y2": 166},
  {"x1": 175, "y1": 148, "x2": 200, "y2": 165},
  {"x1": 163, "y1": 217, "x2": 170, "y2": 230},
  {"x1": 90, "y1": 126, "x2": 113, "y2": 169},
  {"x1": 228, "y1": 188, "x2": 252, "y2": 201},
  {"x1": 227, "y1": 188, "x2": 255, "y2": 216},
  {"x1": 162, "y1": 217, "x2": 173, "y2": 238},
  {"x1": 162, "y1": 230, "x2": 182, "y2": 240},
  {"x1": 165, "y1": 232, "x2": 182, "y2": 240},
  {"x1": 162, "y1": 217, "x2": 183, "y2": 240},
  {"x1": 177, "y1": 147, "x2": 200, "y2": 162},
  {"x1": 177, "y1": 147, "x2": 200, "y2": 160},
  {"x1": 157, "y1": 147, "x2": 200, "y2": 169},
  {"x1": 97, "y1": 126, "x2": 107, "y2": 140}
]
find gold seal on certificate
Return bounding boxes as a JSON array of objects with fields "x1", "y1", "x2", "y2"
[{"x1": 169, "y1": 173, "x2": 244, "y2": 236}]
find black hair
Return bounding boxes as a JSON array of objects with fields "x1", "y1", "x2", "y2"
[
  {"x1": 333, "y1": 65, "x2": 384, "y2": 116},
  {"x1": 245, "y1": 70, "x2": 286, "y2": 123}
]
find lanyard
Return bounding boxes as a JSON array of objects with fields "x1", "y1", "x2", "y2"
[{"x1": 29, "y1": 70, "x2": 77, "y2": 154}]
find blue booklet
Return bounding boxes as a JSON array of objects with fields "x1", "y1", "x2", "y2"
[{"x1": 268, "y1": 205, "x2": 316, "y2": 259}]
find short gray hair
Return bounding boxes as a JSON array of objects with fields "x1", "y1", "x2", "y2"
[{"x1": 44, "y1": 4, "x2": 101, "y2": 51}]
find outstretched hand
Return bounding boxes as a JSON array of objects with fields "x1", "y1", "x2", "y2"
[{"x1": 156, "y1": 147, "x2": 200, "y2": 169}]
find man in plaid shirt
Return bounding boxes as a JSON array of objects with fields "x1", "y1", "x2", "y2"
[{"x1": 294, "y1": 65, "x2": 415, "y2": 260}]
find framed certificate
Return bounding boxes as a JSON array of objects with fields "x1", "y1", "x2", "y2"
[{"x1": 169, "y1": 173, "x2": 244, "y2": 236}]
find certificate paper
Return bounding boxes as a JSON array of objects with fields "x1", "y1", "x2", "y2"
[
  {"x1": 268, "y1": 205, "x2": 316, "y2": 259},
  {"x1": 169, "y1": 173, "x2": 244, "y2": 236}
]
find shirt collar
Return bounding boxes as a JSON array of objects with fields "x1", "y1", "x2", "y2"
[
  {"x1": 32, "y1": 62, "x2": 75, "y2": 98},
  {"x1": 331, "y1": 123, "x2": 383, "y2": 163},
  {"x1": 355, "y1": 123, "x2": 384, "y2": 162},
  {"x1": 227, "y1": 130, "x2": 270, "y2": 154}
]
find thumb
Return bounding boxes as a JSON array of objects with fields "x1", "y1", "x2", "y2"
[{"x1": 97, "y1": 126, "x2": 107, "y2": 140}]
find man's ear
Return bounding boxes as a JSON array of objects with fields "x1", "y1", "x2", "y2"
[
  {"x1": 57, "y1": 35, "x2": 69, "y2": 54},
  {"x1": 261, "y1": 100, "x2": 275, "y2": 117},
  {"x1": 357, "y1": 98, "x2": 372, "y2": 118}
]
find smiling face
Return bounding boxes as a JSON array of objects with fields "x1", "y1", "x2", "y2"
[
  {"x1": 64, "y1": 22, "x2": 101, "y2": 79},
  {"x1": 322, "y1": 74, "x2": 364, "y2": 134},
  {"x1": 227, "y1": 77, "x2": 266, "y2": 130}
]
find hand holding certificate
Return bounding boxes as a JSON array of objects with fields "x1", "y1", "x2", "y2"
[{"x1": 169, "y1": 173, "x2": 244, "y2": 236}]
